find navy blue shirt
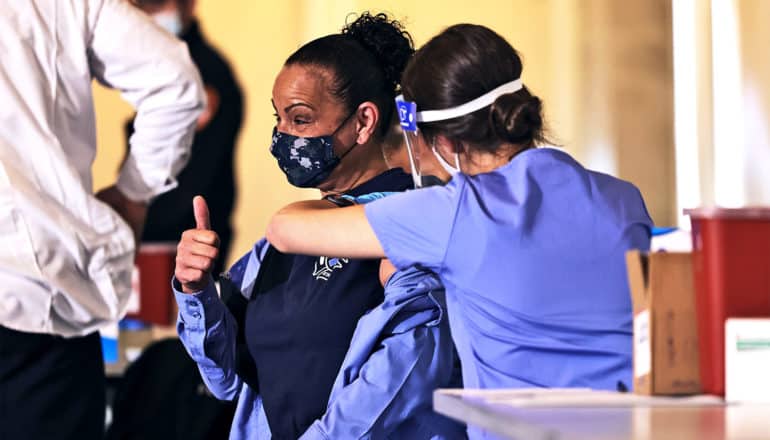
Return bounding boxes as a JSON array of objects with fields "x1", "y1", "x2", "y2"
[{"x1": 245, "y1": 169, "x2": 413, "y2": 439}]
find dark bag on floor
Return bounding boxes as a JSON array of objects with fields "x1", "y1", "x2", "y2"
[{"x1": 106, "y1": 338, "x2": 236, "y2": 440}]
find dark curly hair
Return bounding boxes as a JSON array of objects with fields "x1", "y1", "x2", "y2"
[{"x1": 285, "y1": 12, "x2": 414, "y2": 138}]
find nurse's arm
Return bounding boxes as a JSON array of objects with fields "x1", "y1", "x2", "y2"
[{"x1": 266, "y1": 200, "x2": 386, "y2": 259}]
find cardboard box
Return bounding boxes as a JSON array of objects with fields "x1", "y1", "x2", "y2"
[
  {"x1": 626, "y1": 251, "x2": 701, "y2": 395},
  {"x1": 725, "y1": 318, "x2": 770, "y2": 403}
]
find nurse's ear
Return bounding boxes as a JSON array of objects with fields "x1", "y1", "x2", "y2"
[
  {"x1": 433, "y1": 134, "x2": 464, "y2": 156},
  {"x1": 353, "y1": 101, "x2": 380, "y2": 146}
]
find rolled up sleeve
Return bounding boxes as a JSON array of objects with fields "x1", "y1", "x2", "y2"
[{"x1": 364, "y1": 184, "x2": 458, "y2": 272}]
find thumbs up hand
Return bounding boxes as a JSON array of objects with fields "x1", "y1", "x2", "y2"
[{"x1": 176, "y1": 196, "x2": 220, "y2": 293}]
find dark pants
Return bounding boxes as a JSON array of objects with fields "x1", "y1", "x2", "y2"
[{"x1": 0, "y1": 325, "x2": 105, "y2": 440}]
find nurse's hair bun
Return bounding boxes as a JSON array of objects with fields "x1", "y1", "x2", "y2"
[
  {"x1": 342, "y1": 12, "x2": 414, "y2": 92},
  {"x1": 490, "y1": 88, "x2": 545, "y2": 145},
  {"x1": 401, "y1": 24, "x2": 551, "y2": 150}
]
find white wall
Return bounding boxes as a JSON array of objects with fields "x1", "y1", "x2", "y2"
[{"x1": 673, "y1": 0, "x2": 770, "y2": 227}]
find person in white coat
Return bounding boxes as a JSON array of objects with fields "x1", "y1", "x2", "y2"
[{"x1": 0, "y1": 1, "x2": 204, "y2": 439}]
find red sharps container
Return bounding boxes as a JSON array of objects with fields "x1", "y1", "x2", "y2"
[
  {"x1": 126, "y1": 242, "x2": 178, "y2": 326},
  {"x1": 685, "y1": 208, "x2": 770, "y2": 396}
]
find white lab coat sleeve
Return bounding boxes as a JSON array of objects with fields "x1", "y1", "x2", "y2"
[{"x1": 86, "y1": 0, "x2": 204, "y2": 202}]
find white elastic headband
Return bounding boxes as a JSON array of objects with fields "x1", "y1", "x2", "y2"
[{"x1": 417, "y1": 78, "x2": 523, "y2": 123}]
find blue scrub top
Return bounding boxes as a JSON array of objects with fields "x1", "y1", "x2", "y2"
[{"x1": 365, "y1": 147, "x2": 652, "y2": 391}]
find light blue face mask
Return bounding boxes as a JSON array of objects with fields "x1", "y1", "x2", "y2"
[{"x1": 152, "y1": 11, "x2": 184, "y2": 36}]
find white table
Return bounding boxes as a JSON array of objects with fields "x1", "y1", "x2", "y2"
[{"x1": 433, "y1": 389, "x2": 770, "y2": 439}]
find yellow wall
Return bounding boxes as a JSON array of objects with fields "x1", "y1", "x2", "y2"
[
  {"x1": 92, "y1": 0, "x2": 675, "y2": 267},
  {"x1": 92, "y1": 0, "x2": 575, "y2": 266}
]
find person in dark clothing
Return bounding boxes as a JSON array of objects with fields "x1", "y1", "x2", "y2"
[
  {"x1": 172, "y1": 13, "x2": 464, "y2": 440},
  {"x1": 131, "y1": 0, "x2": 243, "y2": 275},
  {"x1": 106, "y1": 339, "x2": 236, "y2": 440}
]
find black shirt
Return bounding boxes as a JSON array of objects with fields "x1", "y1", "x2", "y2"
[
  {"x1": 129, "y1": 20, "x2": 243, "y2": 274},
  {"x1": 244, "y1": 169, "x2": 413, "y2": 439}
]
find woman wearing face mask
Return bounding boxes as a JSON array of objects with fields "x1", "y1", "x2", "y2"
[
  {"x1": 172, "y1": 13, "x2": 464, "y2": 440},
  {"x1": 266, "y1": 23, "x2": 654, "y2": 436}
]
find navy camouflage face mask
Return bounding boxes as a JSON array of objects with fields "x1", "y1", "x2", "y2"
[{"x1": 270, "y1": 114, "x2": 357, "y2": 188}]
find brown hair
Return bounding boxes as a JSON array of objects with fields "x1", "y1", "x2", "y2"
[{"x1": 402, "y1": 24, "x2": 547, "y2": 153}]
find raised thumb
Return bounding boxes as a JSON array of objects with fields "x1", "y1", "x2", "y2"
[{"x1": 193, "y1": 195, "x2": 211, "y2": 230}]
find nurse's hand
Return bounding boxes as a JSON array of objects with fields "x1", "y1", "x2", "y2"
[{"x1": 176, "y1": 196, "x2": 220, "y2": 293}]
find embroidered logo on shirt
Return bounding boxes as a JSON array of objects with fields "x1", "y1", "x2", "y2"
[{"x1": 313, "y1": 257, "x2": 349, "y2": 281}]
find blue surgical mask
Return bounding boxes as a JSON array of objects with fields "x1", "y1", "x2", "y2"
[
  {"x1": 270, "y1": 115, "x2": 357, "y2": 188},
  {"x1": 152, "y1": 11, "x2": 184, "y2": 36}
]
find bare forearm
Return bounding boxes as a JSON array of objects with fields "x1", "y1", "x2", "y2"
[
  {"x1": 96, "y1": 185, "x2": 147, "y2": 249},
  {"x1": 266, "y1": 201, "x2": 385, "y2": 258}
]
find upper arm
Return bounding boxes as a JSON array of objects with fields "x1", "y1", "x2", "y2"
[
  {"x1": 267, "y1": 202, "x2": 384, "y2": 259},
  {"x1": 364, "y1": 186, "x2": 457, "y2": 271},
  {"x1": 267, "y1": 185, "x2": 457, "y2": 269}
]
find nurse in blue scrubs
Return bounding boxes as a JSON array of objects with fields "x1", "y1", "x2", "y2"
[{"x1": 267, "y1": 23, "x2": 653, "y2": 403}]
